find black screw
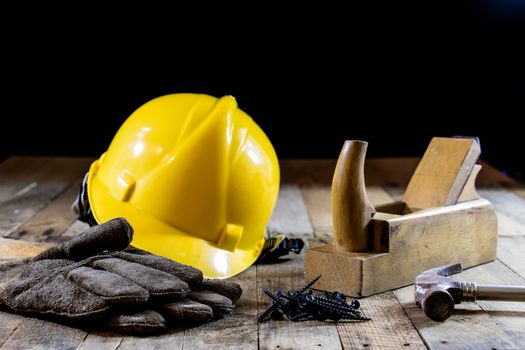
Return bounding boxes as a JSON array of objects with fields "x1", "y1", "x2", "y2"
[{"x1": 258, "y1": 275, "x2": 370, "y2": 323}]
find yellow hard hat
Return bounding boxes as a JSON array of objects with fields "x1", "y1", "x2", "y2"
[{"x1": 86, "y1": 93, "x2": 280, "y2": 278}]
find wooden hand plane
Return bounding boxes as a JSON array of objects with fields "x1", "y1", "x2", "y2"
[{"x1": 304, "y1": 137, "x2": 497, "y2": 297}]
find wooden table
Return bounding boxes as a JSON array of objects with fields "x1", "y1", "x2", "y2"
[{"x1": 1, "y1": 156, "x2": 524, "y2": 350}]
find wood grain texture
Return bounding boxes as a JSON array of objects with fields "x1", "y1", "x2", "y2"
[
  {"x1": 498, "y1": 236, "x2": 525, "y2": 278},
  {"x1": 0, "y1": 182, "x2": 36, "y2": 206},
  {"x1": 8, "y1": 183, "x2": 80, "y2": 242},
  {"x1": 258, "y1": 258, "x2": 342, "y2": 350},
  {"x1": 0, "y1": 157, "x2": 91, "y2": 237},
  {"x1": 0, "y1": 317, "x2": 87, "y2": 350},
  {"x1": 302, "y1": 186, "x2": 332, "y2": 244},
  {"x1": 62, "y1": 220, "x2": 90, "y2": 238},
  {"x1": 0, "y1": 183, "x2": 67, "y2": 236},
  {"x1": 337, "y1": 292, "x2": 426, "y2": 350},
  {"x1": 403, "y1": 137, "x2": 481, "y2": 211},
  {"x1": 76, "y1": 333, "x2": 123, "y2": 350},
  {"x1": 267, "y1": 185, "x2": 314, "y2": 239},
  {"x1": 0, "y1": 237, "x2": 50, "y2": 260},
  {"x1": 496, "y1": 211, "x2": 525, "y2": 236},
  {"x1": 479, "y1": 188, "x2": 525, "y2": 226},
  {"x1": 117, "y1": 331, "x2": 183, "y2": 350},
  {"x1": 0, "y1": 313, "x2": 24, "y2": 348}
]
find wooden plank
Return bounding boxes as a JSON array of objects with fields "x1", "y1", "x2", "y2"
[
  {"x1": 117, "y1": 331, "x2": 183, "y2": 350},
  {"x1": 0, "y1": 183, "x2": 67, "y2": 236},
  {"x1": 258, "y1": 257, "x2": 343, "y2": 350},
  {"x1": 478, "y1": 188, "x2": 525, "y2": 225},
  {"x1": 0, "y1": 157, "x2": 92, "y2": 237},
  {"x1": 183, "y1": 266, "x2": 258, "y2": 349},
  {"x1": 76, "y1": 333, "x2": 122, "y2": 350},
  {"x1": 498, "y1": 236, "x2": 525, "y2": 278},
  {"x1": 183, "y1": 314, "x2": 256, "y2": 350},
  {"x1": 267, "y1": 185, "x2": 314, "y2": 239},
  {"x1": 62, "y1": 220, "x2": 90, "y2": 238},
  {"x1": 393, "y1": 261, "x2": 522, "y2": 350},
  {"x1": 0, "y1": 182, "x2": 35, "y2": 206},
  {"x1": 8, "y1": 183, "x2": 80, "y2": 242},
  {"x1": 496, "y1": 211, "x2": 525, "y2": 236},
  {"x1": 0, "y1": 317, "x2": 86, "y2": 350},
  {"x1": 0, "y1": 313, "x2": 24, "y2": 348},
  {"x1": 337, "y1": 292, "x2": 426, "y2": 350},
  {"x1": 0, "y1": 237, "x2": 49, "y2": 260},
  {"x1": 260, "y1": 320, "x2": 341, "y2": 350},
  {"x1": 301, "y1": 186, "x2": 332, "y2": 243}
]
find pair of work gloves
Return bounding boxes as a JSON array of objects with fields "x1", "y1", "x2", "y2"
[{"x1": 0, "y1": 218, "x2": 242, "y2": 334}]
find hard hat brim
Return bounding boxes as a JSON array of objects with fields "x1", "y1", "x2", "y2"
[{"x1": 87, "y1": 161, "x2": 263, "y2": 279}]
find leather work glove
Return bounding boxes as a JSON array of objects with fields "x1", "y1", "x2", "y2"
[{"x1": 0, "y1": 218, "x2": 242, "y2": 334}]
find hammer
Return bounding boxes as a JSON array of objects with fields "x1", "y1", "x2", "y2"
[{"x1": 415, "y1": 263, "x2": 525, "y2": 321}]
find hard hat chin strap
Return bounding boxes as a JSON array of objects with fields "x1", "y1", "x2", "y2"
[
  {"x1": 72, "y1": 172, "x2": 97, "y2": 226},
  {"x1": 256, "y1": 235, "x2": 305, "y2": 263}
]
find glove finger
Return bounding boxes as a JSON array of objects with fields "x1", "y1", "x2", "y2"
[
  {"x1": 34, "y1": 217, "x2": 133, "y2": 261},
  {"x1": 67, "y1": 266, "x2": 149, "y2": 305},
  {"x1": 91, "y1": 258, "x2": 189, "y2": 300},
  {"x1": 104, "y1": 309, "x2": 166, "y2": 335},
  {"x1": 197, "y1": 278, "x2": 242, "y2": 303},
  {"x1": 160, "y1": 299, "x2": 213, "y2": 324},
  {"x1": 0, "y1": 259, "x2": 109, "y2": 319},
  {"x1": 188, "y1": 289, "x2": 234, "y2": 318},
  {"x1": 113, "y1": 248, "x2": 203, "y2": 285}
]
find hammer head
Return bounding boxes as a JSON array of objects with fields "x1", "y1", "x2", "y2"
[{"x1": 414, "y1": 263, "x2": 463, "y2": 321}]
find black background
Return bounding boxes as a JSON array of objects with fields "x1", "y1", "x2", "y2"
[{"x1": 2, "y1": 1, "x2": 524, "y2": 180}]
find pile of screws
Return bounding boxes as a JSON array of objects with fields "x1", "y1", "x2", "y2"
[{"x1": 258, "y1": 275, "x2": 370, "y2": 322}]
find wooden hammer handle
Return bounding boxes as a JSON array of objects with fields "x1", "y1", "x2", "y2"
[{"x1": 332, "y1": 140, "x2": 375, "y2": 252}]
